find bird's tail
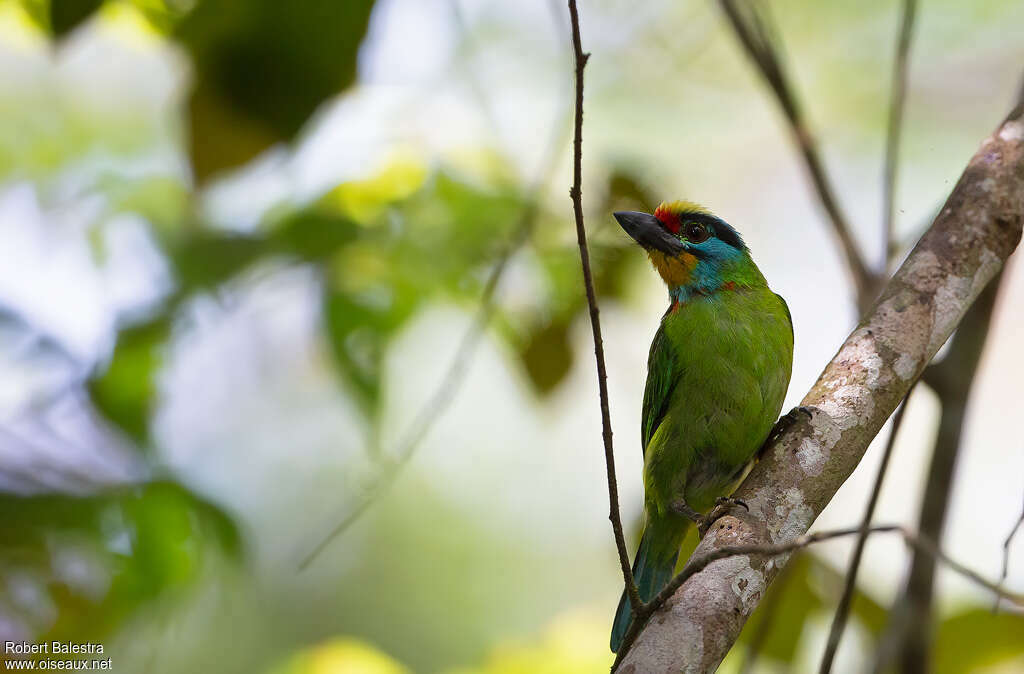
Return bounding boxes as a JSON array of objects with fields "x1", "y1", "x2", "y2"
[{"x1": 609, "y1": 523, "x2": 683, "y2": 653}]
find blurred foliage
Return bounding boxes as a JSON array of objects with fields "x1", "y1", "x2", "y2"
[
  {"x1": 48, "y1": 0, "x2": 102, "y2": 36},
  {"x1": 89, "y1": 317, "x2": 169, "y2": 446},
  {"x1": 447, "y1": 610, "x2": 613, "y2": 674},
  {"x1": 736, "y1": 554, "x2": 886, "y2": 665},
  {"x1": 89, "y1": 157, "x2": 647, "y2": 438},
  {"x1": 270, "y1": 638, "x2": 409, "y2": 674},
  {"x1": 2, "y1": 1, "x2": 1023, "y2": 673},
  {"x1": 35, "y1": 0, "x2": 187, "y2": 36},
  {"x1": 20, "y1": 0, "x2": 375, "y2": 180},
  {"x1": 177, "y1": 0, "x2": 376, "y2": 180},
  {"x1": 933, "y1": 608, "x2": 1024, "y2": 674},
  {"x1": 0, "y1": 481, "x2": 238, "y2": 645}
]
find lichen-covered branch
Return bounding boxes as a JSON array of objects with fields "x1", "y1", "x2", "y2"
[{"x1": 617, "y1": 104, "x2": 1024, "y2": 673}]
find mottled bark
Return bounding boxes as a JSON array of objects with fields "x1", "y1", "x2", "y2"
[{"x1": 618, "y1": 106, "x2": 1024, "y2": 674}]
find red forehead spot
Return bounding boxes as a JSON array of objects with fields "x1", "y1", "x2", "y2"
[{"x1": 653, "y1": 206, "x2": 681, "y2": 233}]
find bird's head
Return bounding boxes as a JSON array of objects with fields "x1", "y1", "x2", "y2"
[{"x1": 614, "y1": 200, "x2": 760, "y2": 299}]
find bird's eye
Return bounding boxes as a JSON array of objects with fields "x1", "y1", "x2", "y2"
[{"x1": 683, "y1": 222, "x2": 710, "y2": 243}]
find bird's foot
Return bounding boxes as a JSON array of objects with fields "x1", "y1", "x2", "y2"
[
  {"x1": 696, "y1": 497, "x2": 749, "y2": 538},
  {"x1": 670, "y1": 499, "x2": 703, "y2": 524},
  {"x1": 672, "y1": 497, "x2": 749, "y2": 539},
  {"x1": 759, "y1": 406, "x2": 814, "y2": 457}
]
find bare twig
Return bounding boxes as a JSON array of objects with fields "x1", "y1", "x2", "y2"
[
  {"x1": 998, "y1": 493, "x2": 1024, "y2": 610},
  {"x1": 298, "y1": 211, "x2": 531, "y2": 570},
  {"x1": 566, "y1": 0, "x2": 640, "y2": 613},
  {"x1": 612, "y1": 524, "x2": 1024, "y2": 668},
  {"x1": 819, "y1": 387, "x2": 914, "y2": 673},
  {"x1": 718, "y1": 0, "x2": 877, "y2": 310},
  {"x1": 882, "y1": 0, "x2": 918, "y2": 268},
  {"x1": 297, "y1": 125, "x2": 568, "y2": 571}
]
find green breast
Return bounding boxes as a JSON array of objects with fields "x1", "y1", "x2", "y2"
[{"x1": 643, "y1": 287, "x2": 793, "y2": 514}]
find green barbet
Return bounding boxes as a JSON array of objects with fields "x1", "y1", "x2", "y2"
[{"x1": 609, "y1": 201, "x2": 794, "y2": 652}]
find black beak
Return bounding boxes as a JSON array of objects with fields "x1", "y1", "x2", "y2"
[{"x1": 613, "y1": 211, "x2": 684, "y2": 255}]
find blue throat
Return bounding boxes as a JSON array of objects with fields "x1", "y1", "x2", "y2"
[{"x1": 668, "y1": 239, "x2": 746, "y2": 303}]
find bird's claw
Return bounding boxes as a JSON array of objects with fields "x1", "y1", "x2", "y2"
[
  {"x1": 696, "y1": 497, "x2": 748, "y2": 538},
  {"x1": 759, "y1": 406, "x2": 814, "y2": 457},
  {"x1": 716, "y1": 496, "x2": 748, "y2": 511},
  {"x1": 673, "y1": 496, "x2": 751, "y2": 538}
]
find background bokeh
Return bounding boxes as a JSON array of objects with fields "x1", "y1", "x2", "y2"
[{"x1": 0, "y1": 0, "x2": 1022, "y2": 672}]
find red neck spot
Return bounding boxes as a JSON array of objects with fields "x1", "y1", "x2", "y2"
[
  {"x1": 723, "y1": 281, "x2": 737, "y2": 291},
  {"x1": 653, "y1": 205, "x2": 681, "y2": 233}
]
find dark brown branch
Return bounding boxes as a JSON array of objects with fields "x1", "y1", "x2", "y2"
[
  {"x1": 819, "y1": 387, "x2": 914, "y2": 673},
  {"x1": 718, "y1": 0, "x2": 877, "y2": 310},
  {"x1": 883, "y1": 0, "x2": 918, "y2": 267},
  {"x1": 566, "y1": 0, "x2": 640, "y2": 612}
]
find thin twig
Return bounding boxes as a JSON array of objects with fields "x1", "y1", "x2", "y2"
[
  {"x1": 995, "y1": 492, "x2": 1024, "y2": 611},
  {"x1": 566, "y1": 0, "x2": 640, "y2": 613},
  {"x1": 819, "y1": 387, "x2": 915, "y2": 673},
  {"x1": 882, "y1": 0, "x2": 918, "y2": 269},
  {"x1": 611, "y1": 524, "x2": 1024, "y2": 669},
  {"x1": 297, "y1": 127, "x2": 568, "y2": 571},
  {"x1": 297, "y1": 230, "x2": 520, "y2": 570},
  {"x1": 718, "y1": 0, "x2": 876, "y2": 310}
]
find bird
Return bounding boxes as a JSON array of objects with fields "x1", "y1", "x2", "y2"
[{"x1": 609, "y1": 200, "x2": 794, "y2": 653}]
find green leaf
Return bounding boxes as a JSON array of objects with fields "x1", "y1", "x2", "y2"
[
  {"x1": 322, "y1": 282, "x2": 413, "y2": 419},
  {"x1": 0, "y1": 481, "x2": 239, "y2": 643},
  {"x1": 176, "y1": 0, "x2": 377, "y2": 181},
  {"x1": 519, "y1": 319, "x2": 573, "y2": 395},
  {"x1": 171, "y1": 232, "x2": 269, "y2": 290},
  {"x1": 274, "y1": 208, "x2": 358, "y2": 262},
  {"x1": 49, "y1": 0, "x2": 104, "y2": 37},
  {"x1": 933, "y1": 608, "x2": 1024, "y2": 674},
  {"x1": 89, "y1": 317, "x2": 169, "y2": 446}
]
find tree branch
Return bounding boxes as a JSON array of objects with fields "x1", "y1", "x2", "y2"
[
  {"x1": 616, "y1": 103, "x2": 1024, "y2": 673},
  {"x1": 718, "y1": 0, "x2": 877, "y2": 310},
  {"x1": 883, "y1": 0, "x2": 918, "y2": 268},
  {"x1": 566, "y1": 0, "x2": 640, "y2": 612}
]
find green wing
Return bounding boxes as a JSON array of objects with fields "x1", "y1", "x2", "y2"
[
  {"x1": 775, "y1": 292, "x2": 794, "y2": 344},
  {"x1": 641, "y1": 322, "x2": 677, "y2": 455}
]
